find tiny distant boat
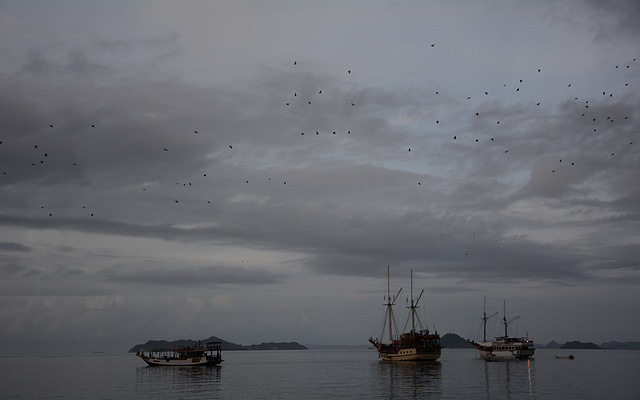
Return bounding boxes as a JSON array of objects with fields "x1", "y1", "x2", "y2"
[
  {"x1": 468, "y1": 297, "x2": 535, "y2": 361},
  {"x1": 555, "y1": 354, "x2": 574, "y2": 359},
  {"x1": 136, "y1": 341, "x2": 223, "y2": 366},
  {"x1": 369, "y1": 267, "x2": 441, "y2": 362}
]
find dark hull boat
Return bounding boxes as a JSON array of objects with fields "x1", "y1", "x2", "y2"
[
  {"x1": 137, "y1": 341, "x2": 223, "y2": 366},
  {"x1": 369, "y1": 268, "x2": 441, "y2": 361}
]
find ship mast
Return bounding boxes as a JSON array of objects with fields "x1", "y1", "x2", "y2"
[
  {"x1": 410, "y1": 269, "x2": 415, "y2": 332},
  {"x1": 404, "y1": 269, "x2": 426, "y2": 335},
  {"x1": 383, "y1": 266, "x2": 402, "y2": 342},
  {"x1": 482, "y1": 296, "x2": 498, "y2": 342},
  {"x1": 503, "y1": 299, "x2": 507, "y2": 337},
  {"x1": 483, "y1": 296, "x2": 487, "y2": 342},
  {"x1": 502, "y1": 299, "x2": 520, "y2": 337}
]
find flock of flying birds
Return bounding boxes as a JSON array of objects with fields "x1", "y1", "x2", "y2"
[
  {"x1": 0, "y1": 49, "x2": 637, "y2": 222},
  {"x1": 287, "y1": 52, "x2": 636, "y2": 186}
]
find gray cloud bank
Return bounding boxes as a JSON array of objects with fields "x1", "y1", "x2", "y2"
[{"x1": 1, "y1": 1, "x2": 639, "y2": 353}]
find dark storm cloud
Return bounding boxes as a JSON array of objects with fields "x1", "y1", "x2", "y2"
[
  {"x1": 0, "y1": 260, "x2": 29, "y2": 277},
  {"x1": 0, "y1": 242, "x2": 31, "y2": 252},
  {"x1": 102, "y1": 264, "x2": 286, "y2": 287},
  {"x1": 1, "y1": 59, "x2": 637, "y2": 291},
  {"x1": 1, "y1": 1, "x2": 640, "y2": 350},
  {"x1": 585, "y1": 0, "x2": 640, "y2": 42}
]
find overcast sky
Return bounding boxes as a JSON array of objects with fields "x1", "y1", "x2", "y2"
[{"x1": 1, "y1": 0, "x2": 639, "y2": 354}]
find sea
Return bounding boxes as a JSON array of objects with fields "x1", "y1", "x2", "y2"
[{"x1": 2, "y1": 348, "x2": 639, "y2": 399}]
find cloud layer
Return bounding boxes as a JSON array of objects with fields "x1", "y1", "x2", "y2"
[{"x1": 1, "y1": 1, "x2": 639, "y2": 353}]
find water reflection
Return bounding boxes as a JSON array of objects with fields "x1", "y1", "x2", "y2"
[
  {"x1": 135, "y1": 366, "x2": 221, "y2": 397},
  {"x1": 371, "y1": 361, "x2": 442, "y2": 398},
  {"x1": 480, "y1": 359, "x2": 534, "y2": 400}
]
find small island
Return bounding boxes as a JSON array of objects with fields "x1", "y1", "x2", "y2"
[
  {"x1": 129, "y1": 335, "x2": 308, "y2": 353},
  {"x1": 560, "y1": 341, "x2": 599, "y2": 350}
]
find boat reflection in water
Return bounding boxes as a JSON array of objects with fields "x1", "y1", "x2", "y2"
[
  {"x1": 478, "y1": 357, "x2": 534, "y2": 399},
  {"x1": 372, "y1": 358, "x2": 442, "y2": 397}
]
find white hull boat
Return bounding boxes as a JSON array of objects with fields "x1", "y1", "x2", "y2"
[{"x1": 469, "y1": 298, "x2": 535, "y2": 361}]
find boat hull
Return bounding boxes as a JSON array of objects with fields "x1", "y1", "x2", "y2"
[
  {"x1": 477, "y1": 349, "x2": 534, "y2": 361},
  {"x1": 372, "y1": 333, "x2": 442, "y2": 362},
  {"x1": 138, "y1": 355, "x2": 222, "y2": 366},
  {"x1": 378, "y1": 346, "x2": 441, "y2": 361},
  {"x1": 136, "y1": 341, "x2": 223, "y2": 367},
  {"x1": 471, "y1": 339, "x2": 535, "y2": 361}
]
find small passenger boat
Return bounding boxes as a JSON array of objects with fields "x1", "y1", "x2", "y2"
[
  {"x1": 137, "y1": 341, "x2": 223, "y2": 366},
  {"x1": 555, "y1": 354, "x2": 574, "y2": 359}
]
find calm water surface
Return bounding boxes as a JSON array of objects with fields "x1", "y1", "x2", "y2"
[{"x1": 2, "y1": 349, "x2": 639, "y2": 399}]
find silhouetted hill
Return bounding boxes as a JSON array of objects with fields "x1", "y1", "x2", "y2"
[
  {"x1": 538, "y1": 340, "x2": 561, "y2": 349},
  {"x1": 305, "y1": 344, "x2": 369, "y2": 350},
  {"x1": 128, "y1": 336, "x2": 307, "y2": 352},
  {"x1": 600, "y1": 341, "x2": 640, "y2": 350},
  {"x1": 441, "y1": 333, "x2": 474, "y2": 348},
  {"x1": 561, "y1": 341, "x2": 599, "y2": 349},
  {"x1": 244, "y1": 342, "x2": 307, "y2": 350}
]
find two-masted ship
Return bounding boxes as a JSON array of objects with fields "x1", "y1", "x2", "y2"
[
  {"x1": 136, "y1": 341, "x2": 223, "y2": 366},
  {"x1": 369, "y1": 268, "x2": 441, "y2": 361},
  {"x1": 468, "y1": 297, "x2": 535, "y2": 361}
]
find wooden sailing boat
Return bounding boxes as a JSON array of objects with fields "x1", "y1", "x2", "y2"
[
  {"x1": 136, "y1": 341, "x2": 223, "y2": 366},
  {"x1": 468, "y1": 297, "x2": 535, "y2": 361},
  {"x1": 369, "y1": 267, "x2": 441, "y2": 361}
]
